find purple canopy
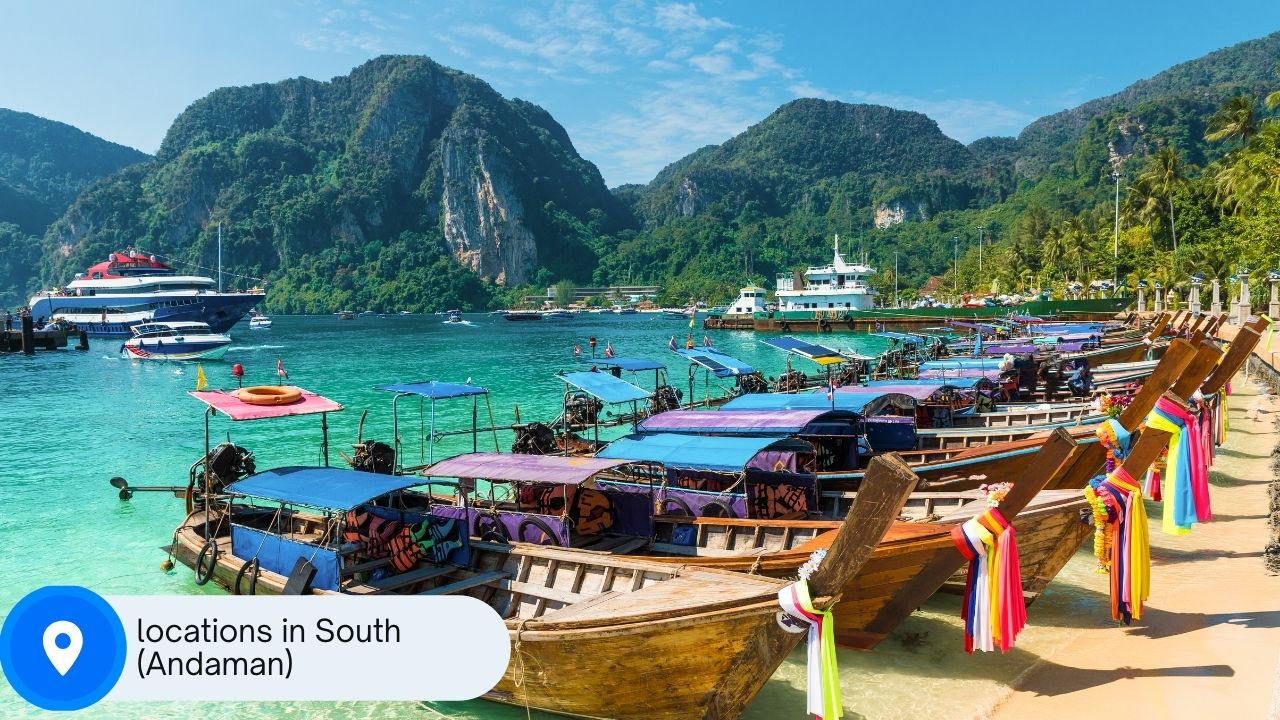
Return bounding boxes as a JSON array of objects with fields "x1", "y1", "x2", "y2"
[
  {"x1": 918, "y1": 368, "x2": 1002, "y2": 380},
  {"x1": 423, "y1": 453, "x2": 635, "y2": 485},
  {"x1": 637, "y1": 409, "x2": 855, "y2": 434},
  {"x1": 835, "y1": 383, "x2": 943, "y2": 400}
]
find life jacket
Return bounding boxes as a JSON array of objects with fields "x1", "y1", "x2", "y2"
[
  {"x1": 342, "y1": 508, "x2": 401, "y2": 559},
  {"x1": 749, "y1": 482, "x2": 809, "y2": 520},
  {"x1": 519, "y1": 484, "x2": 573, "y2": 516},
  {"x1": 386, "y1": 527, "x2": 421, "y2": 574}
]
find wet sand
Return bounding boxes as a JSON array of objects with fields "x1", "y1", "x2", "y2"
[{"x1": 992, "y1": 371, "x2": 1280, "y2": 719}]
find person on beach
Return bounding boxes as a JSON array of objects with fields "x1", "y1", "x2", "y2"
[{"x1": 4, "y1": 310, "x2": 11, "y2": 332}]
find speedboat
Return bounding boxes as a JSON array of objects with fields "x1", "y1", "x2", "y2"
[
  {"x1": 337, "y1": 310, "x2": 355, "y2": 320},
  {"x1": 504, "y1": 311, "x2": 542, "y2": 321},
  {"x1": 28, "y1": 251, "x2": 263, "y2": 338},
  {"x1": 542, "y1": 309, "x2": 573, "y2": 320},
  {"x1": 121, "y1": 321, "x2": 232, "y2": 361},
  {"x1": 248, "y1": 311, "x2": 272, "y2": 329},
  {"x1": 443, "y1": 310, "x2": 464, "y2": 324}
]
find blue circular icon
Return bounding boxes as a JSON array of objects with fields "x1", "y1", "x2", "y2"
[{"x1": 0, "y1": 586, "x2": 126, "y2": 711}]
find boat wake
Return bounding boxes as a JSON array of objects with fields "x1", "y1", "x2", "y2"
[
  {"x1": 444, "y1": 321, "x2": 477, "y2": 327},
  {"x1": 227, "y1": 344, "x2": 286, "y2": 351}
]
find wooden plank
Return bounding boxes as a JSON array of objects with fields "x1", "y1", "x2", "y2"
[
  {"x1": 419, "y1": 570, "x2": 510, "y2": 595},
  {"x1": 1169, "y1": 340, "x2": 1224, "y2": 397},
  {"x1": 1202, "y1": 327, "x2": 1262, "y2": 394},
  {"x1": 369, "y1": 564, "x2": 452, "y2": 591},
  {"x1": 495, "y1": 577, "x2": 583, "y2": 605}
]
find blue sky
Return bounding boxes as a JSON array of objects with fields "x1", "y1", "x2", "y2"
[{"x1": 2, "y1": 1, "x2": 1278, "y2": 185}]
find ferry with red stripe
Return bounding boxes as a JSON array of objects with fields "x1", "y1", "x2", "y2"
[{"x1": 28, "y1": 251, "x2": 263, "y2": 337}]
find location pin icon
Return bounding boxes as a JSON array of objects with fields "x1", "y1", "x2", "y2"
[{"x1": 42, "y1": 621, "x2": 83, "y2": 676}]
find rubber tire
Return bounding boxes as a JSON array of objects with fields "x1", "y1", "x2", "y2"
[
  {"x1": 473, "y1": 514, "x2": 509, "y2": 543},
  {"x1": 700, "y1": 501, "x2": 738, "y2": 519},
  {"x1": 780, "y1": 322, "x2": 791, "y2": 332},
  {"x1": 234, "y1": 557, "x2": 259, "y2": 596},
  {"x1": 517, "y1": 516, "x2": 562, "y2": 546},
  {"x1": 819, "y1": 319, "x2": 831, "y2": 332},
  {"x1": 661, "y1": 497, "x2": 695, "y2": 516},
  {"x1": 194, "y1": 541, "x2": 218, "y2": 586}
]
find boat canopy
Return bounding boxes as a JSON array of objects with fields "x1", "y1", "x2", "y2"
[
  {"x1": 865, "y1": 377, "x2": 994, "y2": 390},
  {"x1": 374, "y1": 380, "x2": 487, "y2": 399},
  {"x1": 872, "y1": 331, "x2": 931, "y2": 343},
  {"x1": 225, "y1": 466, "x2": 422, "y2": 510},
  {"x1": 836, "y1": 383, "x2": 947, "y2": 401},
  {"x1": 637, "y1": 408, "x2": 860, "y2": 436},
  {"x1": 919, "y1": 358, "x2": 1004, "y2": 370},
  {"x1": 762, "y1": 336, "x2": 849, "y2": 365},
  {"x1": 720, "y1": 391, "x2": 915, "y2": 415},
  {"x1": 560, "y1": 371, "x2": 651, "y2": 404},
  {"x1": 918, "y1": 369, "x2": 1002, "y2": 381},
  {"x1": 589, "y1": 357, "x2": 666, "y2": 372},
  {"x1": 674, "y1": 348, "x2": 756, "y2": 377},
  {"x1": 188, "y1": 388, "x2": 343, "y2": 421},
  {"x1": 597, "y1": 433, "x2": 812, "y2": 472},
  {"x1": 423, "y1": 453, "x2": 636, "y2": 486}
]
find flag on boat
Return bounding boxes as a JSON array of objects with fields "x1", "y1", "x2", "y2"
[
  {"x1": 277, "y1": 358, "x2": 288, "y2": 381},
  {"x1": 826, "y1": 378, "x2": 836, "y2": 402},
  {"x1": 604, "y1": 341, "x2": 615, "y2": 358},
  {"x1": 688, "y1": 311, "x2": 696, "y2": 329},
  {"x1": 668, "y1": 336, "x2": 677, "y2": 351},
  {"x1": 972, "y1": 331, "x2": 983, "y2": 358},
  {"x1": 703, "y1": 334, "x2": 712, "y2": 347},
  {"x1": 573, "y1": 344, "x2": 581, "y2": 358},
  {"x1": 195, "y1": 363, "x2": 208, "y2": 391}
]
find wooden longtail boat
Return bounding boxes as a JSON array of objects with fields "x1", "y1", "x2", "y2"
[{"x1": 172, "y1": 456, "x2": 918, "y2": 720}]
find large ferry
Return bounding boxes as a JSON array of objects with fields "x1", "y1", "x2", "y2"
[
  {"x1": 706, "y1": 235, "x2": 1133, "y2": 332},
  {"x1": 28, "y1": 251, "x2": 264, "y2": 337}
]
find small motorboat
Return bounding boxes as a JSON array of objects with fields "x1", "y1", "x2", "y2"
[
  {"x1": 248, "y1": 311, "x2": 272, "y2": 330},
  {"x1": 504, "y1": 311, "x2": 542, "y2": 321},
  {"x1": 489, "y1": 309, "x2": 510, "y2": 317},
  {"x1": 121, "y1": 321, "x2": 232, "y2": 361},
  {"x1": 337, "y1": 310, "x2": 355, "y2": 320},
  {"x1": 443, "y1": 310, "x2": 464, "y2": 324},
  {"x1": 542, "y1": 309, "x2": 573, "y2": 320},
  {"x1": 613, "y1": 305, "x2": 638, "y2": 315}
]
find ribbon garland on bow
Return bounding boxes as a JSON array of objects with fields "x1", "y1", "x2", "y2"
[
  {"x1": 777, "y1": 578, "x2": 842, "y2": 720},
  {"x1": 1083, "y1": 466, "x2": 1151, "y2": 624},
  {"x1": 950, "y1": 507, "x2": 1026, "y2": 653},
  {"x1": 1145, "y1": 396, "x2": 1212, "y2": 534},
  {"x1": 1096, "y1": 417, "x2": 1132, "y2": 473}
]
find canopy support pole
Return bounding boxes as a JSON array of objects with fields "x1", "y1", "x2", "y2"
[
  {"x1": 472, "y1": 395, "x2": 478, "y2": 454},
  {"x1": 321, "y1": 412, "x2": 330, "y2": 467},
  {"x1": 391, "y1": 394, "x2": 403, "y2": 474},
  {"x1": 430, "y1": 398, "x2": 438, "y2": 464},
  {"x1": 485, "y1": 393, "x2": 499, "y2": 451}
]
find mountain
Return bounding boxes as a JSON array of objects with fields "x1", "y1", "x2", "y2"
[
  {"x1": 980, "y1": 31, "x2": 1280, "y2": 178},
  {"x1": 0, "y1": 108, "x2": 149, "y2": 306},
  {"x1": 42, "y1": 55, "x2": 633, "y2": 312}
]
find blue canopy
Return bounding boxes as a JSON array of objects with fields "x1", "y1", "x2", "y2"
[
  {"x1": 561, "y1": 371, "x2": 651, "y2": 404},
  {"x1": 761, "y1": 336, "x2": 848, "y2": 365},
  {"x1": 720, "y1": 391, "x2": 915, "y2": 415},
  {"x1": 863, "y1": 377, "x2": 991, "y2": 389},
  {"x1": 675, "y1": 348, "x2": 755, "y2": 377},
  {"x1": 225, "y1": 466, "x2": 425, "y2": 511},
  {"x1": 375, "y1": 381, "x2": 487, "y2": 399},
  {"x1": 590, "y1": 357, "x2": 666, "y2": 372},
  {"x1": 872, "y1": 331, "x2": 931, "y2": 342},
  {"x1": 597, "y1": 433, "x2": 812, "y2": 472}
]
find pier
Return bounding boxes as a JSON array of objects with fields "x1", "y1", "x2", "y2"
[{"x1": 0, "y1": 315, "x2": 78, "y2": 353}]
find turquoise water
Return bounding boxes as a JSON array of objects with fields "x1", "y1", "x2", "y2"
[{"x1": 1, "y1": 313, "x2": 907, "y2": 718}]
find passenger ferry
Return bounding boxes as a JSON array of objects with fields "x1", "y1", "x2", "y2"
[
  {"x1": 775, "y1": 235, "x2": 877, "y2": 312},
  {"x1": 121, "y1": 321, "x2": 232, "y2": 361},
  {"x1": 28, "y1": 251, "x2": 263, "y2": 337}
]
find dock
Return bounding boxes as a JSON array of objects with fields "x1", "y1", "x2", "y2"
[{"x1": 0, "y1": 315, "x2": 80, "y2": 353}]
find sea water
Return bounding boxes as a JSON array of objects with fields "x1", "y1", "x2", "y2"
[{"x1": 0, "y1": 314, "x2": 1104, "y2": 718}]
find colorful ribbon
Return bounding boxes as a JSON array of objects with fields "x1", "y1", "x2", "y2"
[
  {"x1": 1096, "y1": 417, "x2": 1132, "y2": 473},
  {"x1": 1085, "y1": 467, "x2": 1151, "y2": 624},
  {"x1": 777, "y1": 580, "x2": 842, "y2": 720},
  {"x1": 950, "y1": 507, "x2": 1025, "y2": 653},
  {"x1": 1145, "y1": 396, "x2": 1211, "y2": 533}
]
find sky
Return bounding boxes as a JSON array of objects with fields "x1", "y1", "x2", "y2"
[{"x1": 2, "y1": 1, "x2": 1279, "y2": 186}]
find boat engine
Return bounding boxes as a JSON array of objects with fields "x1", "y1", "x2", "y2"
[
  {"x1": 202, "y1": 442, "x2": 255, "y2": 493},
  {"x1": 773, "y1": 369, "x2": 807, "y2": 393},
  {"x1": 512, "y1": 422, "x2": 557, "y2": 455},
  {"x1": 564, "y1": 392, "x2": 604, "y2": 427},
  {"x1": 346, "y1": 440, "x2": 396, "y2": 474},
  {"x1": 649, "y1": 384, "x2": 683, "y2": 413},
  {"x1": 834, "y1": 362, "x2": 863, "y2": 386},
  {"x1": 735, "y1": 372, "x2": 769, "y2": 395}
]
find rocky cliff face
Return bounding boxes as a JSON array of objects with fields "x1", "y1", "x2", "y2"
[{"x1": 40, "y1": 56, "x2": 631, "y2": 305}]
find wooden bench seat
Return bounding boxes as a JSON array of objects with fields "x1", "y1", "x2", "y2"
[
  {"x1": 419, "y1": 570, "x2": 510, "y2": 596},
  {"x1": 367, "y1": 564, "x2": 453, "y2": 592}
]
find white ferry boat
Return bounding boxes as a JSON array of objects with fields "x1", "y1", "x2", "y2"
[
  {"x1": 121, "y1": 321, "x2": 232, "y2": 361},
  {"x1": 775, "y1": 235, "x2": 877, "y2": 311},
  {"x1": 28, "y1": 251, "x2": 263, "y2": 337},
  {"x1": 723, "y1": 286, "x2": 769, "y2": 316}
]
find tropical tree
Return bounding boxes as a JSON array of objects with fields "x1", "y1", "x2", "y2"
[
  {"x1": 1060, "y1": 216, "x2": 1090, "y2": 281},
  {"x1": 1040, "y1": 229, "x2": 1065, "y2": 281},
  {"x1": 1214, "y1": 123, "x2": 1280, "y2": 213},
  {"x1": 1138, "y1": 147, "x2": 1186, "y2": 254},
  {"x1": 1204, "y1": 94, "x2": 1260, "y2": 145}
]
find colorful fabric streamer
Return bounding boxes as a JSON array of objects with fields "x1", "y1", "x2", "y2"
[
  {"x1": 1145, "y1": 396, "x2": 1211, "y2": 533},
  {"x1": 950, "y1": 507, "x2": 1026, "y2": 653},
  {"x1": 1085, "y1": 467, "x2": 1151, "y2": 624},
  {"x1": 1096, "y1": 417, "x2": 1132, "y2": 473},
  {"x1": 777, "y1": 580, "x2": 842, "y2": 720}
]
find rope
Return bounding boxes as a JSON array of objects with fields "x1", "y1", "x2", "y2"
[
  {"x1": 128, "y1": 247, "x2": 271, "y2": 285},
  {"x1": 511, "y1": 618, "x2": 537, "y2": 720}
]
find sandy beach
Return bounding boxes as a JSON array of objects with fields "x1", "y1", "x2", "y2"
[{"x1": 990, "y1": 369, "x2": 1280, "y2": 719}]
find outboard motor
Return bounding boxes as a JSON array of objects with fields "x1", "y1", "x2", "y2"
[
  {"x1": 202, "y1": 442, "x2": 255, "y2": 493},
  {"x1": 347, "y1": 440, "x2": 396, "y2": 474},
  {"x1": 735, "y1": 372, "x2": 769, "y2": 395},
  {"x1": 774, "y1": 369, "x2": 807, "y2": 393},
  {"x1": 512, "y1": 422, "x2": 558, "y2": 455},
  {"x1": 564, "y1": 392, "x2": 604, "y2": 426},
  {"x1": 650, "y1": 384, "x2": 683, "y2": 413}
]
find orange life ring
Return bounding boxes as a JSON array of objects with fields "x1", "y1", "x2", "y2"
[{"x1": 236, "y1": 385, "x2": 303, "y2": 405}]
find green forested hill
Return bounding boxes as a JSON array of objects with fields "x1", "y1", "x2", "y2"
[
  {"x1": 0, "y1": 108, "x2": 149, "y2": 306},
  {"x1": 41, "y1": 56, "x2": 632, "y2": 312}
]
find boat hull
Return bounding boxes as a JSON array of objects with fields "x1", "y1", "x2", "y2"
[
  {"x1": 32, "y1": 292, "x2": 262, "y2": 337},
  {"x1": 122, "y1": 338, "x2": 231, "y2": 361}
]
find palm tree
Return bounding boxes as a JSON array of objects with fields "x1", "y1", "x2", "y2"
[
  {"x1": 1187, "y1": 244, "x2": 1232, "y2": 283},
  {"x1": 1214, "y1": 123, "x2": 1280, "y2": 212},
  {"x1": 1138, "y1": 147, "x2": 1185, "y2": 254},
  {"x1": 1060, "y1": 217, "x2": 1090, "y2": 281},
  {"x1": 1040, "y1": 229, "x2": 1065, "y2": 281},
  {"x1": 1205, "y1": 94, "x2": 1260, "y2": 144}
]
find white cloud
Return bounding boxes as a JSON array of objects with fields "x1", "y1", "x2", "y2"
[
  {"x1": 845, "y1": 90, "x2": 1034, "y2": 142},
  {"x1": 789, "y1": 81, "x2": 836, "y2": 99},
  {"x1": 296, "y1": 29, "x2": 385, "y2": 54},
  {"x1": 653, "y1": 2, "x2": 732, "y2": 33}
]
